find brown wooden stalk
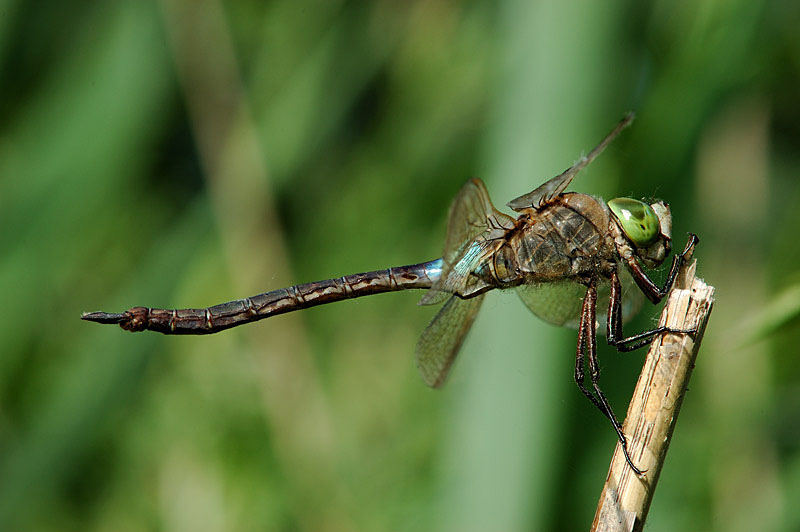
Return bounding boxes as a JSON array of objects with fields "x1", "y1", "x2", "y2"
[{"x1": 591, "y1": 260, "x2": 715, "y2": 532}]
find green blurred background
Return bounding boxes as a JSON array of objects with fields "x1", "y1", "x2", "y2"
[{"x1": 2, "y1": 0, "x2": 799, "y2": 530}]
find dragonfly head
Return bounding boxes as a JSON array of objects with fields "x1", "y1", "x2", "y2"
[{"x1": 608, "y1": 198, "x2": 672, "y2": 268}]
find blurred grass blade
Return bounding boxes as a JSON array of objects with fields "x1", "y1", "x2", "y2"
[{"x1": 737, "y1": 282, "x2": 800, "y2": 345}]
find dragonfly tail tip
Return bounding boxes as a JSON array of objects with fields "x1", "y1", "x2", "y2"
[{"x1": 81, "y1": 311, "x2": 126, "y2": 324}]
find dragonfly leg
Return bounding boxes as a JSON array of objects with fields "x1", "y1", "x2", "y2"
[
  {"x1": 607, "y1": 269, "x2": 696, "y2": 353},
  {"x1": 574, "y1": 289, "x2": 607, "y2": 419},
  {"x1": 628, "y1": 233, "x2": 699, "y2": 304},
  {"x1": 576, "y1": 281, "x2": 645, "y2": 475}
]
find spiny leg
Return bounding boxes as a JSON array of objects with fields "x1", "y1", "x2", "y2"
[
  {"x1": 576, "y1": 281, "x2": 644, "y2": 475},
  {"x1": 574, "y1": 294, "x2": 606, "y2": 417},
  {"x1": 628, "y1": 233, "x2": 699, "y2": 305},
  {"x1": 607, "y1": 268, "x2": 695, "y2": 353}
]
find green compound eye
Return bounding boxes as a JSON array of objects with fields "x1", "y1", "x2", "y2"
[{"x1": 608, "y1": 197, "x2": 660, "y2": 247}]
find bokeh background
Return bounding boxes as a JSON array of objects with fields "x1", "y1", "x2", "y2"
[{"x1": 2, "y1": 1, "x2": 799, "y2": 530}]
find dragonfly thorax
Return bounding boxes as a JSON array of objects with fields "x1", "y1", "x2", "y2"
[{"x1": 492, "y1": 243, "x2": 519, "y2": 283}]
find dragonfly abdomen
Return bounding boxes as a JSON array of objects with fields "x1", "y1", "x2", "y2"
[{"x1": 82, "y1": 259, "x2": 443, "y2": 335}]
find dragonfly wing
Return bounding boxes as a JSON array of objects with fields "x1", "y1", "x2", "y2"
[
  {"x1": 506, "y1": 166, "x2": 577, "y2": 213},
  {"x1": 592, "y1": 266, "x2": 645, "y2": 328},
  {"x1": 421, "y1": 179, "x2": 514, "y2": 306},
  {"x1": 516, "y1": 281, "x2": 588, "y2": 329},
  {"x1": 441, "y1": 178, "x2": 514, "y2": 264},
  {"x1": 614, "y1": 263, "x2": 645, "y2": 324},
  {"x1": 507, "y1": 113, "x2": 634, "y2": 212},
  {"x1": 416, "y1": 293, "x2": 485, "y2": 388},
  {"x1": 516, "y1": 267, "x2": 644, "y2": 330}
]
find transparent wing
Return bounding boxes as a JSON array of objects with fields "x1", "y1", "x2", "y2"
[
  {"x1": 441, "y1": 179, "x2": 513, "y2": 264},
  {"x1": 507, "y1": 113, "x2": 634, "y2": 212},
  {"x1": 611, "y1": 265, "x2": 645, "y2": 326},
  {"x1": 516, "y1": 266, "x2": 645, "y2": 330},
  {"x1": 420, "y1": 179, "x2": 513, "y2": 305},
  {"x1": 415, "y1": 294, "x2": 485, "y2": 388},
  {"x1": 516, "y1": 281, "x2": 588, "y2": 329},
  {"x1": 506, "y1": 167, "x2": 578, "y2": 213}
]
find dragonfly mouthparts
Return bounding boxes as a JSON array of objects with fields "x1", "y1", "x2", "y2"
[{"x1": 81, "y1": 311, "x2": 127, "y2": 324}]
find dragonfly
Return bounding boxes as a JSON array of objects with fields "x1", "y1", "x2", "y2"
[{"x1": 83, "y1": 113, "x2": 698, "y2": 474}]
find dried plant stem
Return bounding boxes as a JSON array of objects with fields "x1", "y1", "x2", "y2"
[{"x1": 591, "y1": 260, "x2": 715, "y2": 532}]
